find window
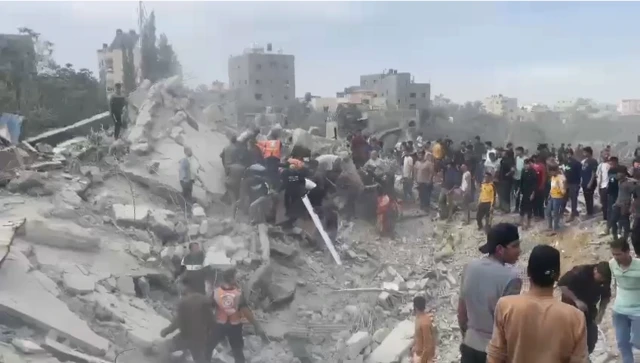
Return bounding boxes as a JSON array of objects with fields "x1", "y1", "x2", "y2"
[
  {"x1": 373, "y1": 80, "x2": 377, "y2": 84},
  {"x1": 285, "y1": 80, "x2": 290, "y2": 85},
  {"x1": 363, "y1": 99, "x2": 370, "y2": 105},
  {"x1": 256, "y1": 80, "x2": 261, "y2": 85},
  {"x1": 105, "y1": 58, "x2": 114, "y2": 70},
  {"x1": 409, "y1": 104, "x2": 416, "y2": 109},
  {"x1": 231, "y1": 82, "x2": 234, "y2": 87},
  {"x1": 397, "y1": 99, "x2": 401, "y2": 104},
  {"x1": 269, "y1": 61, "x2": 277, "y2": 68},
  {"x1": 255, "y1": 93, "x2": 263, "y2": 100},
  {"x1": 244, "y1": 80, "x2": 248, "y2": 85},
  {"x1": 323, "y1": 106, "x2": 329, "y2": 112},
  {"x1": 284, "y1": 95, "x2": 289, "y2": 100},
  {"x1": 410, "y1": 93, "x2": 416, "y2": 98},
  {"x1": 256, "y1": 64, "x2": 262, "y2": 70},
  {"x1": 421, "y1": 93, "x2": 427, "y2": 98},
  {"x1": 283, "y1": 64, "x2": 289, "y2": 69}
]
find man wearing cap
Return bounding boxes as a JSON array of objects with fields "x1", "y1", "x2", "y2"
[
  {"x1": 458, "y1": 223, "x2": 522, "y2": 363},
  {"x1": 487, "y1": 245, "x2": 588, "y2": 363}
]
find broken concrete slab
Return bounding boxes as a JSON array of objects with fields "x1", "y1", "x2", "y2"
[
  {"x1": 43, "y1": 336, "x2": 110, "y2": 363},
  {"x1": 85, "y1": 292, "x2": 171, "y2": 349},
  {"x1": 0, "y1": 252, "x2": 109, "y2": 356},
  {"x1": 258, "y1": 224, "x2": 270, "y2": 261},
  {"x1": 0, "y1": 342, "x2": 25, "y2": 363},
  {"x1": 267, "y1": 279, "x2": 296, "y2": 309},
  {"x1": 24, "y1": 219, "x2": 101, "y2": 252},
  {"x1": 116, "y1": 276, "x2": 136, "y2": 296},
  {"x1": 129, "y1": 241, "x2": 151, "y2": 260},
  {"x1": 112, "y1": 204, "x2": 151, "y2": 228},
  {"x1": 62, "y1": 272, "x2": 96, "y2": 295},
  {"x1": 203, "y1": 247, "x2": 235, "y2": 270},
  {"x1": 367, "y1": 319, "x2": 414, "y2": 363},
  {"x1": 270, "y1": 241, "x2": 298, "y2": 259},
  {"x1": 11, "y1": 338, "x2": 45, "y2": 354},
  {"x1": 0, "y1": 218, "x2": 25, "y2": 269},
  {"x1": 346, "y1": 331, "x2": 371, "y2": 360},
  {"x1": 148, "y1": 209, "x2": 176, "y2": 242},
  {"x1": 30, "y1": 270, "x2": 61, "y2": 297}
]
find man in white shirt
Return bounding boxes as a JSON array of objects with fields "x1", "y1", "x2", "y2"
[
  {"x1": 461, "y1": 164, "x2": 473, "y2": 224},
  {"x1": 402, "y1": 149, "x2": 415, "y2": 202},
  {"x1": 596, "y1": 157, "x2": 611, "y2": 222}
]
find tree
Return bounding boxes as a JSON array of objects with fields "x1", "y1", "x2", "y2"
[
  {"x1": 140, "y1": 12, "x2": 181, "y2": 82},
  {"x1": 140, "y1": 11, "x2": 158, "y2": 81},
  {"x1": 156, "y1": 33, "x2": 181, "y2": 79},
  {"x1": 0, "y1": 27, "x2": 106, "y2": 137}
]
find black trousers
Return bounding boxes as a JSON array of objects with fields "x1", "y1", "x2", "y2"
[
  {"x1": 460, "y1": 344, "x2": 487, "y2": 363},
  {"x1": 498, "y1": 181, "x2": 512, "y2": 212},
  {"x1": 181, "y1": 180, "x2": 194, "y2": 215},
  {"x1": 582, "y1": 185, "x2": 595, "y2": 216},
  {"x1": 586, "y1": 318, "x2": 598, "y2": 354},
  {"x1": 631, "y1": 217, "x2": 640, "y2": 255},
  {"x1": 417, "y1": 182, "x2": 433, "y2": 210},
  {"x1": 533, "y1": 189, "x2": 545, "y2": 218},
  {"x1": 209, "y1": 323, "x2": 245, "y2": 363},
  {"x1": 600, "y1": 188, "x2": 609, "y2": 221},
  {"x1": 610, "y1": 205, "x2": 631, "y2": 240},
  {"x1": 476, "y1": 202, "x2": 492, "y2": 229},
  {"x1": 519, "y1": 194, "x2": 533, "y2": 218},
  {"x1": 112, "y1": 112, "x2": 123, "y2": 139}
]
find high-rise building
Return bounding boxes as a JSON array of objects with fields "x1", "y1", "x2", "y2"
[
  {"x1": 228, "y1": 43, "x2": 295, "y2": 110},
  {"x1": 358, "y1": 69, "x2": 430, "y2": 110},
  {"x1": 483, "y1": 94, "x2": 519, "y2": 122}
]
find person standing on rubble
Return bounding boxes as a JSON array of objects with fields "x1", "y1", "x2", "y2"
[
  {"x1": 414, "y1": 151, "x2": 435, "y2": 212},
  {"x1": 109, "y1": 83, "x2": 127, "y2": 139},
  {"x1": 562, "y1": 149, "x2": 582, "y2": 222},
  {"x1": 487, "y1": 244, "x2": 588, "y2": 363},
  {"x1": 581, "y1": 146, "x2": 598, "y2": 217},
  {"x1": 458, "y1": 223, "x2": 521, "y2": 363},
  {"x1": 179, "y1": 146, "x2": 203, "y2": 216},
  {"x1": 558, "y1": 261, "x2": 611, "y2": 356},
  {"x1": 518, "y1": 158, "x2": 537, "y2": 230},
  {"x1": 256, "y1": 130, "x2": 283, "y2": 190},
  {"x1": 547, "y1": 165, "x2": 566, "y2": 233},
  {"x1": 610, "y1": 167, "x2": 637, "y2": 241},
  {"x1": 402, "y1": 146, "x2": 415, "y2": 202},
  {"x1": 280, "y1": 158, "x2": 308, "y2": 227},
  {"x1": 176, "y1": 242, "x2": 206, "y2": 295},
  {"x1": 160, "y1": 275, "x2": 215, "y2": 363},
  {"x1": 220, "y1": 135, "x2": 242, "y2": 175},
  {"x1": 210, "y1": 268, "x2": 268, "y2": 363},
  {"x1": 412, "y1": 295, "x2": 436, "y2": 363}
]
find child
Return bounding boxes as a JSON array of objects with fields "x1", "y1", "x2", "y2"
[{"x1": 476, "y1": 172, "x2": 496, "y2": 230}]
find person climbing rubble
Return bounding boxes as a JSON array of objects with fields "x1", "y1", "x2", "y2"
[
  {"x1": 210, "y1": 268, "x2": 268, "y2": 363},
  {"x1": 176, "y1": 242, "x2": 206, "y2": 295},
  {"x1": 220, "y1": 135, "x2": 242, "y2": 174},
  {"x1": 279, "y1": 158, "x2": 308, "y2": 227},
  {"x1": 109, "y1": 83, "x2": 127, "y2": 139},
  {"x1": 179, "y1": 146, "x2": 204, "y2": 216},
  {"x1": 256, "y1": 128, "x2": 283, "y2": 190},
  {"x1": 160, "y1": 275, "x2": 215, "y2": 363}
]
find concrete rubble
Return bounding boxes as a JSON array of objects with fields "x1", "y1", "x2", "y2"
[{"x1": 0, "y1": 74, "x2": 624, "y2": 363}]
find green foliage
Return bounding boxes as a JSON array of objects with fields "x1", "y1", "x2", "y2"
[
  {"x1": 141, "y1": 12, "x2": 181, "y2": 82},
  {"x1": 0, "y1": 27, "x2": 106, "y2": 138}
]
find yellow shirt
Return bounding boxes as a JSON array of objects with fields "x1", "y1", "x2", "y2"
[
  {"x1": 432, "y1": 143, "x2": 444, "y2": 160},
  {"x1": 479, "y1": 182, "x2": 495, "y2": 204},
  {"x1": 550, "y1": 175, "x2": 566, "y2": 198}
]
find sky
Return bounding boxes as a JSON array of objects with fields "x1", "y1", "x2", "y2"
[{"x1": 2, "y1": 1, "x2": 640, "y2": 104}]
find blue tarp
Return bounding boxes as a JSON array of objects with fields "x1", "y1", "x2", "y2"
[{"x1": 0, "y1": 113, "x2": 23, "y2": 144}]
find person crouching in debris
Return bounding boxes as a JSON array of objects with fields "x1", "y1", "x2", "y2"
[
  {"x1": 160, "y1": 275, "x2": 215, "y2": 363},
  {"x1": 412, "y1": 295, "x2": 436, "y2": 363},
  {"x1": 179, "y1": 146, "x2": 203, "y2": 216},
  {"x1": 280, "y1": 158, "x2": 308, "y2": 228},
  {"x1": 109, "y1": 83, "x2": 127, "y2": 139},
  {"x1": 210, "y1": 268, "x2": 268, "y2": 363}
]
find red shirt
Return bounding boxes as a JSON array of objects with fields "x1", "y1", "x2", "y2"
[{"x1": 532, "y1": 163, "x2": 546, "y2": 190}]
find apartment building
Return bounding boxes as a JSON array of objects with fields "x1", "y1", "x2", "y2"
[
  {"x1": 617, "y1": 99, "x2": 640, "y2": 116},
  {"x1": 228, "y1": 43, "x2": 295, "y2": 110},
  {"x1": 483, "y1": 94, "x2": 519, "y2": 122},
  {"x1": 359, "y1": 69, "x2": 430, "y2": 110},
  {"x1": 96, "y1": 29, "x2": 142, "y2": 96}
]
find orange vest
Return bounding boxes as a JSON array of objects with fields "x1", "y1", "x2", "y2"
[
  {"x1": 213, "y1": 287, "x2": 243, "y2": 325},
  {"x1": 257, "y1": 140, "x2": 282, "y2": 159}
]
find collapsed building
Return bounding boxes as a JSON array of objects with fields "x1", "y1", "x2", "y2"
[{"x1": 0, "y1": 74, "x2": 630, "y2": 363}]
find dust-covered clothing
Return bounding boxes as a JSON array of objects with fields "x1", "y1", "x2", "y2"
[
  {"x1": 413, "y1": 312, "x2": 435, "y2": 363},
  {"x1": 169, "y1": 293, "x2": 216, "y2": 363},
  {"x1": 487, "y1": 289, "x2": 588, "y2": 363}
]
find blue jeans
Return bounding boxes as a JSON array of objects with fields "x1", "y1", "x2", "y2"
[
  {"x1": 546, "y1": 197, "x2": 563, "y2": 230},
  {"x1": 612, "y1": 311, "x2": 640, "y2": 363}
]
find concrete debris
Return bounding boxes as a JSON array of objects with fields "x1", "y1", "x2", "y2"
[
  {"x1": 7, "y1": 171, "x2": 52, "y2": 196},
  {"x1": 62, "y1": 272, "x2": 96, "y2": 295},
  {"x1": 345, "y1": 331, "x2": 371, "y2": 360},
  {"x1": 43, "y1": 336, "x2": 110, "y2": 363},
  {"x1": 258, "y1": 224, "x2": 271, "y2": 261},
  {"x1": 204, "y1": 247, "x2": 235, "y2": 270},
  {"x1": 116, "y1": 276, "x2": 136, "y2": 296},
  {"x1": 24, "y1": 219, "x2": 101, "y2": 252},
  {"x1": 0, "y1": 253, "x2": 109, "y2": 355},
  {"x1": 267, "y1": 278, "x2": 296, "y2": 310},
  {"x1": 112, "y1": 204, "x2": 151, "y2": 228},
  {"x1": 368, "y1": 320, "x2": 414, "y2": 363}
]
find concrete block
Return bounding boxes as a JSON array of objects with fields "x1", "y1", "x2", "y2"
[
  {"x1": 0, "y1": 257, "x2": 109, "y2": 355},
  {"x1": 258, "y1": 224, "x2": 270, "y2": 261},
  {"x1": 30, "y1": 270, "x2": 60, "y2": 297},
  {"x1": 204, "y1": 247, "x2": 235, "y2": 270},
  {"x1": 11, "y1": 338, "x2": 45, "y2": 354},
  {"x1": 377, "y1": 292, "x2": 393, "y2": 310},
  {"x1": 62, "y1": 272, "x2": 95, "y2": 295},
  {"x1": 43, "y1": 336, "x2": 110, "y2": 363},
  {"x1": 346, "y1": 331, "x2": 371, "y2": 360},
  {"x1": 116, "y1": 276, "x2": 136, "y2": 296},
  {"x1": 372, "y1": 328, "x2": 390, "y2": 344},
  {"x1": 24, "y1": 220, "x2": 100, "y2": 252},
  {"x1": 112, "y1": 204, "x2": 151, "y2": 227},
  {"x1": 188, "y1": 224, "x2": 199, "y2": 237},
  {"x1": 367, "y1": 320, "x2": 414, "y2": 363}
]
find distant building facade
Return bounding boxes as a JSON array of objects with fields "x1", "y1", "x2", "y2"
[
  {"x1": 358, "y1": 69, "x2": 430, "y2": 110},
  {"x1": 228, "y1": 44, "x2": 295, "y2": 110},
  {"x1": 96, "y1": 29, "x2": 142, "y2": 96},
  {"x1": 483, "y1": 94, "x2": 519, "y2": 122},
  {"x1": 618, "y1": 99, "x2": 640, "y2": 116}
]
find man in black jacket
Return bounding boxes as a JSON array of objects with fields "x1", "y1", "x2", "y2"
[
  {"x1": 109, "y1": 83, "x2": 127, "y2": 139},
  {"x1": 519, "y1": 159, "x2": 538, "y2": 230}
]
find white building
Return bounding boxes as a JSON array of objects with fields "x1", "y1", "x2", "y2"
[
  {"x1": 483, "y1": 94, "x2": 519, "y2": 122},
  {"x1": 97, "y1": 30, "x2": 142, "y2": 97},
  {"x1": 618, "y1": 99, "x2": 640, "y2": 116}
]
